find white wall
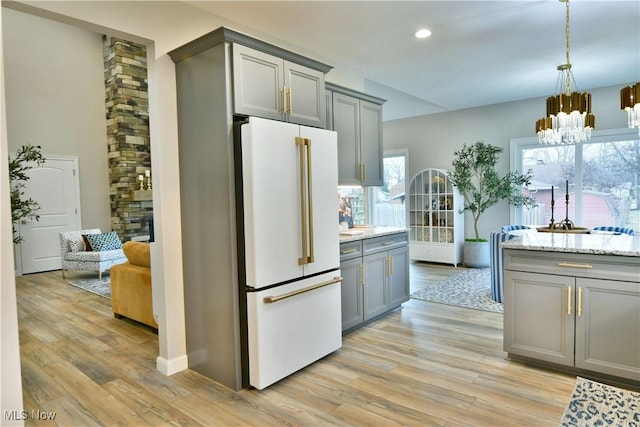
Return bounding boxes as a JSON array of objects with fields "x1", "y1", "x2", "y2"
[
  {"x1": 383, "y1": 84, "x2": 630, "y2": 239},
  {"x1": 3, "y1": 8, "x2": 110, "y2": 231}
]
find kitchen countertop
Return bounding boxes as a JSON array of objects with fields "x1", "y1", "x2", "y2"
[
  {"x1": 339, "y1": 226, "x2": 409, "y2": 243},
  {"x1": 501, "y1": 232, "x2": 640, "y2": 257}
]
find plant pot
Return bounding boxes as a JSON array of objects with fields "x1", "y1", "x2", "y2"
[{"x1": 463, "y1": 240, "x2": 490, "y2": 268}]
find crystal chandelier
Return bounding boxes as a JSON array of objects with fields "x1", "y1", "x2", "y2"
[
  {"x1": 620, "y1": 82, "x2": 640, "y2": 128},
  {"x1": 536, "y1": 0, "x2": 595, "y2": 145}
]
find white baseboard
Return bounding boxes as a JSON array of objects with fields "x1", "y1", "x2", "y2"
[{"x1": 156, "y1": 354, "x2": 189, "y2": 376}]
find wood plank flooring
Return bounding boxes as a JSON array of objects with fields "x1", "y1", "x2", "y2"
[{"x1": 15, "y1": 263, "x2": 577, "y2": 426}]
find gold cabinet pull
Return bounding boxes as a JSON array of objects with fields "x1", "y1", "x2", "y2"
[
  {"x1": 577, "y1": 287, "x2": 583, "y2": 317},
  {"x1": 567, "y1": 286, "x2": 572, "y2": 316},
  {"x1": 281, "y1": 87, "x2": 287, "y2": 113},
  {"x1": 362, "y1": 162, "x2": 367, "y2": 181},
  {"x1": 359, "y1": 162, "x2": 365, "y2": 181},
  {"x1": 387, "y1": 256, "x2": 393, "y2": 276},
  {"x1": 263, "y1": 276, "x2": 342, "y2": 303},
  {"x1": 558, "y1": 262, "x2": 593, "y2": 269},
  {"x1": 341, "y1": 248, "x2": 357, "y2": 255},
  {"x1": 288, "y1": 87, "x2": 293, "y2": 113}
]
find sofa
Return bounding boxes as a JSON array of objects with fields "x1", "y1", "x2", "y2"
[
  {"x1": 489, "y1": 225, "x2": 534, "y2": 303},
  {"x1": 60, "y1": 229, "x2": 127, "y2": 280},
  {"x1": 110, "y1": 241, "x2": 158, "y2": 330}
]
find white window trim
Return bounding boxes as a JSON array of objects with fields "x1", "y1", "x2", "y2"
[{"x1": 509, "y1": 127, "x2": 640, "y2": 224}]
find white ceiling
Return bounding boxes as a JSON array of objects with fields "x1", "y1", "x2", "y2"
[{"x1": 185, "y1": 0, "x2": 640, "y2": 121}]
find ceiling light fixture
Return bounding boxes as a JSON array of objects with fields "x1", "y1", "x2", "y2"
[
  {"x1": 535, "y1": 0, "x2": 594, "y2": 145},
  {"x1": 415, "y1": 29, "x2": 431, "y2": 39},
  {"x1": 620, "y1": 82, "x2": 640, "y2": 128}
]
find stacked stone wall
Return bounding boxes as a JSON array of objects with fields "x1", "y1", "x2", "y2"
[{"x1": 103, "y1": 36, "x2": 152, "y2": 241}]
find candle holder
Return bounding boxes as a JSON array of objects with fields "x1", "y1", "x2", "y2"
[{"x1": 557, "y1": 190, "x2": 574, "y2": 230}]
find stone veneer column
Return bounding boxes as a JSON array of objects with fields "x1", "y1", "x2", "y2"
[{"x1": 103, "y1": 36, "x2": 153, "y2": 242}]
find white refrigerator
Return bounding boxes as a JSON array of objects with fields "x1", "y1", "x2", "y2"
[{"x1": 238, "y1": 117, "x2": 342, "y2": 390}]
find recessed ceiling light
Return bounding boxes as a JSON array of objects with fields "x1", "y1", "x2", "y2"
[{"x1": 415, "y1": 29, "x2": 432, "y2": 39}]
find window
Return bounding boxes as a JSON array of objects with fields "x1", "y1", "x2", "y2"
[
  {"x1": 511, "y1": 129, "x2": 640, "y2": 231},
  {"x1": 368, "y1": 150, "x2": 408, "y2": 227}
]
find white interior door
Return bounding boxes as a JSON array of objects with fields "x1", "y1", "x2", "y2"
[{"x1": 17, "y1": 156, "x2": 81, "y2": 274}]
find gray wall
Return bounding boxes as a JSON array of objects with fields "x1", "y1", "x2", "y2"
[
  {"x1": 3, "y1": 8, "x2": 111, "y2": 232},
  {"x1": 383, "y1": 84, "x2": 630, "y2": 239}
]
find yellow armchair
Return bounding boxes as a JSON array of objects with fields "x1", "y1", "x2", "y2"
[{"x1": 110, "y1": 241, "x2": 157, "y2": 330}]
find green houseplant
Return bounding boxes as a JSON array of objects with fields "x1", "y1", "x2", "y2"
[
  {"x1": 9, "y1": 144, "x2": 45, "y2": 244},
  {"x1": 447, "y1": 141, "x2": 536, "y2": 267}
]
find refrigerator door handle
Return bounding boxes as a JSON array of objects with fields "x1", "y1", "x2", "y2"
[
  {"x1": 305, "y1": 138, "x2": 315, "y2": 263},
  {"x1": 263, "y1": 276, "x2": 343, "y2": 304},
  {"x1": 296, "y1": 137, "x2": 313, "y2": 265}
]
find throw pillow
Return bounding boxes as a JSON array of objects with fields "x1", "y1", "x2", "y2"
[
  {"x1": 83, "y1": 231, "x2": 122, "y2": 252},
  {"x1": 81, "y1": 234, "x2": 93, "y2": 251}
]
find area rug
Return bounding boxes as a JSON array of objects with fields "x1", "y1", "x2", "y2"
[
  {"x1": 560, "y1": 376, "x2": 640, "y2": 426},
  {"x1": 68, "y1": 276, "x2": 111, "y2": 299},
  {"x1": 410, "y1": 268, "x2": 503, "y2": 313}
]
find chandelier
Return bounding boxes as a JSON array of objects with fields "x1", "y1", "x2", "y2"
[
  {"x1": 536, "y1": 0, "x2": 595, "y2": 145},
  {"x1": 620, "y1": 82, "x2": 640, "y2": 128}
]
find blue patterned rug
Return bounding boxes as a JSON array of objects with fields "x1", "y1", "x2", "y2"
[
  {"x1": 560, "y1": 377, "x2": 640, "y2": 426},
  {"x1": 410, "y1": 268, "x2": 503, "y2": 313},
  {"x1": 68, "y1": 277, "x2": 111, "y2": 299}
]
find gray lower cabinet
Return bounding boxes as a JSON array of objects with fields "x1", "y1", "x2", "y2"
[
  {"x1": 327, "y1": 83, "x2": 384, "y2": 186},
  {"x1": 232, "y1": 44, "x2": 326, "y2": 127},
  {"x1": 503, "y1": 249, "x2": 640, "y2": 382},
  {"x1": 340, "y1": 232, "x2": 409, "y2": 333}
]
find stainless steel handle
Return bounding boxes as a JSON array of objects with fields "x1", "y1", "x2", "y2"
[
  {"x1": 263, "y1": 276, "x2": 342, "y2": 304},
  {"x1": 558, "y1": 262, "x2": 593, "y2": 269},
  {"x1": 567, "y1": 286, "x2": 572, "y2": 316}
]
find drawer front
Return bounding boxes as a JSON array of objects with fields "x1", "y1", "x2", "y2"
[
  {"x1": 340, "y1": 240, "x2": 363, "y2": 261},
  {"x1": 363, "y1": 232, "x2": 409, "y2": 256},
  {"x1": 504, "y1": 249, "x2": 640, "y2": 283}
]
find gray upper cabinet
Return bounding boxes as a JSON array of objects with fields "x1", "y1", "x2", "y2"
[
  {"x1": 327, "y1": 83, "x2": 385, "y2": 186},
  {"x1": 233, "y1": 44, "x2": 326, "y2": 128}
]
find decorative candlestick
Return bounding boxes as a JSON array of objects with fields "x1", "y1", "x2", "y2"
[
  {"x1": 145, "y1": 170, "x2": 152, "y2": 190},
  {"x1": 138, "y1": 174, "x2": 144, "y2": 190},
  {"x1": 558, "y1": 180, "x2": 574, "y2": 230},
  {"x1": 548, "y1": 185, "x2": 556, "y2": 229}
]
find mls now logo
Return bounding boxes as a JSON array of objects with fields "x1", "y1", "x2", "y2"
[{"x1": 4, "y1": 410, "x2": 27, "y2": 421}]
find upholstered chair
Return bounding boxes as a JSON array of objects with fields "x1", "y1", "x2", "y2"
[
  {"x1": 591, "y1": 226, "x2": 635, "y2": 235},
  {"x1": 489, "y1": 225, "x2": 534, "y2": 303},
  {"x1": 59, "y1": 229, "x2": 127, "y2": 279}
]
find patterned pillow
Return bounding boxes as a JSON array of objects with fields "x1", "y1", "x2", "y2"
[{"x1": 83, "y1": 232, "x2": 122, "y2": 252}]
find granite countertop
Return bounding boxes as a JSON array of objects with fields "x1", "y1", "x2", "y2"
[
  {"x1": 339, "y1": 226, "x2": 409, "y2": 243},
  {"x1": 501, "y1": 232, "x2": 640, "y2": 257}
]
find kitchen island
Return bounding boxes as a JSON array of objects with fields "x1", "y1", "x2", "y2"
[
  {"x1": 339, "y1": 226, "x2": 410, "y2": 333},
  {"x1": 501, "y1": 232, "x2": 640, "y2": 385}
]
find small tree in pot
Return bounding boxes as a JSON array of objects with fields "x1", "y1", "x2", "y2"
[{"x1": 447, "y1": 141, "x2": 536, "y2": 267}]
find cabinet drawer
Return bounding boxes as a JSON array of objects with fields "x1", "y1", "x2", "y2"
[
  {"x1": 340, "y1": 240, "x2": 363, "y2": 261},
  {"x1": 363, "y1": 232, "x2": 408, "y2": 256},
  {"x1": 504, "y1": 249, "x2": 640, "y2": 283}
]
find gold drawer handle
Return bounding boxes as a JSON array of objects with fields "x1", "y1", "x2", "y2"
[
  {"x1": 263, "y1": 277, "x2": 342, "y2": 304},
  {"x1": 341, "y1": 248, "x2": 358, "y2": 255},
  {"x1": 382, "y1": 241, "x2": 396, "y2": 246},
  {"x1": 558, "y1": 262, "x2": 593, "y2": 269}
]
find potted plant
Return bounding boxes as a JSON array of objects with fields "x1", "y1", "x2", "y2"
[
  {"x1": 9, "y1": 144, "x2": 44, "y2": 244},
  {"x1": 447, "y1": 141, "x2": 535, "y2": 268}
]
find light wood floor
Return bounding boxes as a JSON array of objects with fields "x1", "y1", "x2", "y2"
[{"x1": 15, "y1": 263, "x2": 577, "y2": 427}]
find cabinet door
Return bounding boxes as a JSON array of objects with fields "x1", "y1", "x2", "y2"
[
  {"x1": 233, "y1": 44, "x2": 284, "y2": 121},
  {"x1": 333, "y1": 92, "x2": 360, "y2": 185},
  {"x1": 388, "y1": 246, "x2": 409, "y2": 308},
  {"x1": 340, "y1": 257, "x2": 364, "y2": 332},
  {"x1": 503, "y1": 270, "x2": 575, "y2": 367},
  {"x1": 363, "y1": 251, "x2": 388, "y2": 320},
  {"x1": 284, "y1": 61, "x2": 325, "y2": 127},
  {"x1": 575, "y1": 278, "x2": 640, "y2": 380},
  {"x1": 359, "y1": 100, "x2": 383, "y2": 186},
  {"x1": 325, "y1": 90, "x2": 333, "y2": 130}
]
